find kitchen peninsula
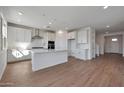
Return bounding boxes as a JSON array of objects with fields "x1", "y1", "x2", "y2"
[
  {"x1": 31, "y1": 31, "x2": 68, "y2": 71},
  {"x1": 31, "y1": 49, "x2": 68, "y2": 71}
]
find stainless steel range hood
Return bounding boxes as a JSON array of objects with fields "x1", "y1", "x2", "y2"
[{"x1": 32, "y1": 28, "x2": 43, "y2": 40}]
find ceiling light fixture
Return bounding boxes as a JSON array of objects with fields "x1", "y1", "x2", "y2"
[
  {"x1": 49, "y1": 22, "x2": 52, "y2": 25},
  {"x1": 106, "y1": 25, "x2": 110, "y2": 28},
  {"x1": 18, "y1": 12, "x2": 23, "y2": 15},
  {"x1": 103, "y1": 6, "x2": 109, "y2": 9},
  {"x1": 58, "y1": 30, "x2": 63, "y2": 34},
  {"x1": 112, "y1": 38, "x2": 118, "y2": 42}
]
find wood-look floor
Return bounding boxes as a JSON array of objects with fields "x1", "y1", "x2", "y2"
[{"x1": 0, "y1": 53, "x2": 124, "y2": 87}]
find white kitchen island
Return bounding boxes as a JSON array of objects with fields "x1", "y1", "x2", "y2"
[{"x1": 31, "y1": 49, "x2": 68, "y2": 71}]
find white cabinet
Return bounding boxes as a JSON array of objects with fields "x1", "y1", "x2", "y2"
[
  {"x1": 42, "y1": 32, "x2": 48, "y2": 48},
  {"x1": 8, "y1": 26, "x2": 31, "y2": 43},
  {"x1": 77, "y1": 29, "x2": 88, "y2": 43},
  {"x1": 24, "y1": 30, "x2": 31, "y2": 42},
  {"x1": 7, "y1": 26, "x2": 32, "y2": 48},
  {"x1": 72, "y1": 49, "x2": 87, "y2": 60},
  {"x1": 8, "y1": 27, "x2": 14, "y2": 42},
  {"x1": 16, "y1": 28, "x2": 24, "y2": 42},
  {"x1": 68, "y1": 31, "x2": 76, "y2": 39},
  {"x1": 39, "y1": 30, "x2": 44, "y2": 37},
  {"x1": 68, "y1": 27, "x2": 96, "y2": 60},
  {"x1": 55, "y1": 31, "x2": 67, "y2": 50},
  {"x1": 48, "y1": 32, "x2": 55, "y2": 41}
]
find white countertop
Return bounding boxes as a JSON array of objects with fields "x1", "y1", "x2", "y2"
[{"x1": 31, "y1": 49, "x2": 67, "y2": 54}]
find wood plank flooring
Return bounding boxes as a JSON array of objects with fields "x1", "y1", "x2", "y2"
[{"x1": 0, "y1": 53, "x2": 124, "y2": 87}]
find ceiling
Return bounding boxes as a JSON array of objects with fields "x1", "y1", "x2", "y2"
[{"x1": 1, "y1": 6, "x2": 124, "y2": 32}]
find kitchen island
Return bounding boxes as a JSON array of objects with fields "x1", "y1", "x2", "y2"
[{"x1": 31, "y1": 49, "x2": 68, "y2": 71}]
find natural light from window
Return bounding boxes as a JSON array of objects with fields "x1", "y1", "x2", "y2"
[
  {"x1": 12, "y1": 49, "x2": 30, "y2": 58},
  {"x1": 12, "y1": 49, "x2": 23, "y2": 58},
  {"x1": 112, "y1": 38, "x2": 118, "y2": 42}
]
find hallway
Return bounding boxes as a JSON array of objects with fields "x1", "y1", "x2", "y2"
[{"x1": 0, "y1": 54, "x2": 124, "y2": 87}]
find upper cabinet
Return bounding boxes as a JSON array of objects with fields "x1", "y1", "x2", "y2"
[
  {"x1": 68, "y1": 31, "x2": 76, "y2": 39},
  {"x1": 16, "y1": 28, "x2": 25, "y2": 42},
  {"x1": 77, "y1": 28, "x2": 88, "y2": 43},
  {"x1": 48, "y1": 32, "x2": 55, "y2": 41},
  {"x1": 8, "y1": 26, "x2": 31, "y2": 43}
]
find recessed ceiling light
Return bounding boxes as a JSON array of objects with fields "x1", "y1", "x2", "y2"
[
  {"x1": 18, "y1": 12, "x2": 23, "y2": 15},
  {"x1": 103, "y1": 6, "x2": 109, "y2": 9},
  {"x1": 106, "y1": 25, "x2": 110, "y2": 28},
  {"x1": 112, "y1": 38, "x2": 118, "y2": 42},
  {"x1": 58, "y1": 30, "x2": 63, "y2": 34},
  {"x1": 49, "y1": 22, "x2": 52, "y2": 25}
]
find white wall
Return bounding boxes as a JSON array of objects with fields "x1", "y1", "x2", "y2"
[
  {"x1": 96, "y1": 33, "x2": 105, "y2": 55},
  {"x1": 0, "y1": 13, "x2": 7, "y2": 80}
]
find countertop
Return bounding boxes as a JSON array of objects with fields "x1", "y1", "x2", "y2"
[{"x1": 31, "y1": 49, "x2": 67, "y2": 54}]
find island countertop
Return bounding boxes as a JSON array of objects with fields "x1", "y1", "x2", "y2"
[{"x1": 31, "y1": 49, "x2": 67, "y2": 54}]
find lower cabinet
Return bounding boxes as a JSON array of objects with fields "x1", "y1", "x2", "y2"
[{"x1": 70, "y1": 49, "x2": 88, "y2": 60}]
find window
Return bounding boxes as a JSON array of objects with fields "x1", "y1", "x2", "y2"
[{"x1": 112, "y1": 38, "x2": 118, "y2": 42}]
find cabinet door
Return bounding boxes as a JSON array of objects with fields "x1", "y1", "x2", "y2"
[
  {"x1": 70, "y1": 32, "x2": 74, "y2": 39},
  {"x1": 43, "y1": 32, "x2": 48, "y2": 48},
  {"x1": 77, "y1": 30, "x2": 88, "y2": 43},
  {"x1": 67, "y1": 32, "x2": 71, "y2": 39},
  {"x1": 48, "y1": 32, "x2": 51, "y2": 41},
  {"x1": 24, "y1": 30, "x2": 31, "y2": 42},
  {"x1": 7, "y1": 26, "x2": 17, "y2": 47},
  {"x1": 48, "y1": 32, "x2": 55, "y2": 41},
  {"x1": 31, "y1": 30, "x2": 36, "y2": 37},
  {"x1": 68, "y1": 31, "x2": 76, "y2": 39},
  {"x1": 51, "y1": 32, "x2": 55, "y2": 41},
  {"x1": 77, "y1": 31, "x2": 82, "y2": 43},
  {"x1": 16, "y1": 28, "x2": 24, "y2": 42}
]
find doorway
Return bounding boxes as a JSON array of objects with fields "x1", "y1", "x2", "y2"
[{"x1": 104, "y1": 35, "x2": 123, "y2": 54}]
